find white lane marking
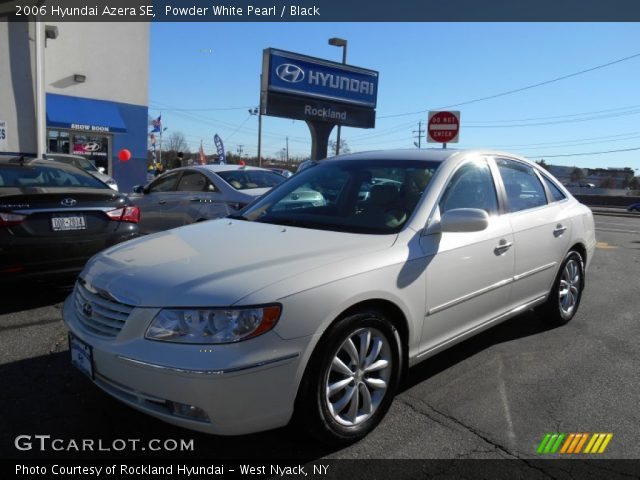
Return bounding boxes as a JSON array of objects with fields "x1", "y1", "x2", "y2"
[{"x1": 498, "y1": 357, "x2": 516, "y2": 446}]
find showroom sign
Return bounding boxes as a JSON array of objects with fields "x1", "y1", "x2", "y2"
[{"x1": 70, "y1": 123, "x2": 111, "y2": 133}]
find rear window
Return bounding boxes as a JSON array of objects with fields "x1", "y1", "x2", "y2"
[
  {"x1": 49, "y1": 156, "x2": 98, "y2": 173},
  {"x1": 0, "y1": 165, "x2": 107, "y2": 189},
  {"x1": 217, "y1": 169, "x2": 285, "y2": 190}
]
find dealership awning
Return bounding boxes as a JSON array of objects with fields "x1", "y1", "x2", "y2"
[{"x1": 46, "y1": 94, "x2": 127, "y2": 134}]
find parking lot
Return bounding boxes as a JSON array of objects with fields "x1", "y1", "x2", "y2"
[{"x1": 1, "y1": 213, "x2": 638, "y2": 460}]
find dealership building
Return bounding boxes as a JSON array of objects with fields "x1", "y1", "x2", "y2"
[{"x1": 0, "y1": 21, "x2": 149, "y2": 192}]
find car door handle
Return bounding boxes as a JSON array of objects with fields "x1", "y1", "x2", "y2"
[
  {"x1": 494, "y1": 240, "x2": 513, "y2": 256},
  {"x1": 157, "y1": 200, "x2": 166, "y2": 205},
  {"x1": 553, "y1": 224, "x2": 567, "y2": 237},
  {"x1": 190, "y1": 197, "x2": 200, "y2": 202}
]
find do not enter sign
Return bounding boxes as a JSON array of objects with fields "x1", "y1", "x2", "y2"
[{"x1": 427, "y1": 111, "x2": 460, "y2": 144}]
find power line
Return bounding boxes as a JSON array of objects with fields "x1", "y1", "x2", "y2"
[
  {"x1": 149, "y1": 103, "x2": 254, "y2": 112},
  {"x1": 378, "y1": 52, "x2": 640, "y2": 119},
  {"x1": 464, "y1": 105, "x2": 640, "y2": 124},
  {"x1": 527, "y1": 146, "x2": 640, "y2": 158}
]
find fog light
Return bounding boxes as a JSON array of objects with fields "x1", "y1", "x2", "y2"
[{"x1": 168, "y1": 401, "x2": 210, "y2": 422}]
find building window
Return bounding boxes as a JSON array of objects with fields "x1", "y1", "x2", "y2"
[
  {"x1": 47, "y1": 130, "x2": 70, "y2": 154},
  {"x1": 71, "y1": 134, "x2": 110, "y2": 172}
]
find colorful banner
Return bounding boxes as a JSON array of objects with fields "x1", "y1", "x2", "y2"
[
  {"x1": 198, "y1": 140, "x2": 206, "y2": 165},
  {"x1": 214, "y1": 134, "x2": 225, "y2": 164}
]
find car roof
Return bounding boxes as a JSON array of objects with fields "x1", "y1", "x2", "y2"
[
  {"x1": 184, "y1": 165, "x2": 276, "y2": 174},
  {"x1": 45, "y1": 153, "x2": 87, "y2": 161},
  {"x1": 0, "y1": 156, "x2": 85, "y2": 173},
  {"x1": 322, "y1": 148, "x2": 531, "y2": 164}
]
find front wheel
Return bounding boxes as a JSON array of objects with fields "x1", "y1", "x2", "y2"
[
  {"x1": 540, "y1": 250, "x2": 585, "y2": 325},
  {"x1": 296, "y1": 309, "x2": 401, "y2": 445}
]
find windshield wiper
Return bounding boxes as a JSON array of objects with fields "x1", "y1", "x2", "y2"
[
  {"x1": 255, "y1": 217, "x2": 330, "y2": 230},
  {"x1": 227, "y1": 214, "x2": 248, "y2": 221}
]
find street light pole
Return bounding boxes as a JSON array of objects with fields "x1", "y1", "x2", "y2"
[{"x1": 328, "y1": 37, "x2": 347, "y2": 156}]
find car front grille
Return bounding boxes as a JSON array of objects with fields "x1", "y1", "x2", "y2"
[{"x1": 74, "y1": 281, "x2": 133, "y2": 337}]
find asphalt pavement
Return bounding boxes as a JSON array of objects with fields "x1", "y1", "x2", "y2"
[{"x1": 1, "y1": 214, "x2": 638, "y2": 461}]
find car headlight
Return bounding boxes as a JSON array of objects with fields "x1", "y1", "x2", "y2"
[{"x1": 145, "y1": 305, "x2": 281, "y2": 344}]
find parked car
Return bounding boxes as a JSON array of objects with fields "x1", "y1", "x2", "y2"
[
  {"x1": 63, "y1": 149, "x2": 595, "y2": 443},
  {"x1": 270, "y1": 167, "x2": 294, "y2": 178},
  {"x1": 627, "y1": 202, "x2": 640, "y2": 212},
  {"x1": 130, "y1": 165, "x2": 285, "y2": 234},
  {"x1": 46, "y1": 153, "x2": 119, "y2": 191},
  {"x1": 0, "y1": 156, "x2": 139, "y2": 283}
]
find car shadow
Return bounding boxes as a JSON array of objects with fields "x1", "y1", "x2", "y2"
[
  {"x1": 0, "y1": 351, "x2": 336, "y2": 461},
  {"x1": 1, "y1": 310, "x2": 555, "y2": 462},
  {"x1": 401, "y1": 309, "x2": 557, "y2": 392},
  {"x1": 0, "y1": 282, "x2": 73, "y2": 315}
]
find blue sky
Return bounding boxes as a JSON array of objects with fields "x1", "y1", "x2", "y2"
[{"x1": 149, "y1": 22, "x2": 640, "y2": 170}]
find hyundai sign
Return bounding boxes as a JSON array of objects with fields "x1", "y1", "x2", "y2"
[{"x1": 261, "y1": 48, "x2": 378, "y2": 129}]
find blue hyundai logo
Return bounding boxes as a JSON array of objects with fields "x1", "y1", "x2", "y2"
[
  {"x1": 61, "y1": 198, "x2": 77, "y2": 207},
  {"x1": 82, "y1": 302, "x2": 93, "y2": 317},
  {"x1": 276, "y1": 63, "x2": 305, "y2": 83}
]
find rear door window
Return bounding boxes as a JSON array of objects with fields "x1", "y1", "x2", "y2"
[{"x1": 495, "y1": 158, "x2": 547, "y2": 213}]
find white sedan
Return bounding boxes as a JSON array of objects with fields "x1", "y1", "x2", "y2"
[{"x1": 63, "y1": 149, "x2": 595, "y2": 444}]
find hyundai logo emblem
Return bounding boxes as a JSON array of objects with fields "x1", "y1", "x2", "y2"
[
  {"x1": 82, "y1": 302, "x2": 93, "y2": 317},
  {"x1": 61, "y1": 198, "x2": 77, "y2": 207},
  {"x1": 276, "y1": 63, "x2": 305, "y2": 83}
]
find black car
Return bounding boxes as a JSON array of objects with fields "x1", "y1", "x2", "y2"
[
  {"x1": 0, "y1": 157, "x2": 139, "y2": 282},
  {"x1": 628, "y1": 202, "x2": 640, "y2": 213}
]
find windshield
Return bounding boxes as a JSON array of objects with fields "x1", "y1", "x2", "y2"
[
  {"x1": 0, "y1": 164, "x2": 109, "y2": 189},
  {"x1": 217, "y1": 169, "x2": 285, "y2": 190},
  {"x1": 240, "y1": 159, "x2": 440, "y2": 234}
]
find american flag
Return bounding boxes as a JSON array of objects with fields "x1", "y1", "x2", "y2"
[{"x1": 151, "y1": 115, "x2": 162, "y2": 133}]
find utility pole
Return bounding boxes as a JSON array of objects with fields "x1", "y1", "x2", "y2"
[
  {"x1": 236, "y1": 145, "x2": 244, "y2": 158},
  {"x1": 286, "y1": 136, "x2": 289, "y2": 163},
  {"x1": 412, "y1": 120, "x2": 424, "y2": 149}
]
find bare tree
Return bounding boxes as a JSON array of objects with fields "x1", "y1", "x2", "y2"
[
  {"x1": 166, "y1": 132, "x2": 188, "y2": 153},
  {"x1": 161, "y1": 131, "x2": 190, "y2": 168},
  {"x1": 329, "y1": 139, "x2": 350, "y2": 156}
]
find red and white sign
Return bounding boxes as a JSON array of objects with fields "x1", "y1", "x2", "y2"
[{"x1": 427, "y1": 111, "x2": 460, "y2": 144}]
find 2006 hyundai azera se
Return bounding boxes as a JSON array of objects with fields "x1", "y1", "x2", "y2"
[{"x1": 63, "y1": 149, "x2": 596, "y2": 443}]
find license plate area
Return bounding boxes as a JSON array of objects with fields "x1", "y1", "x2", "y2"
[
  {"x1": 52, "y1": 215, "x2": 87, "y2": 231},
  {"x1": 69, "y1": 333, "x2": 94, "y2": 379}
]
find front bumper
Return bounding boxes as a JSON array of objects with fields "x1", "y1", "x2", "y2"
[{"x1": 63, "y1": 293, "x2": 312, "y2": 435}]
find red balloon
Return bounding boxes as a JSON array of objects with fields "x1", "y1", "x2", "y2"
[{"x1": 118, "y1": 149, "x2": 131, "y2": 161}]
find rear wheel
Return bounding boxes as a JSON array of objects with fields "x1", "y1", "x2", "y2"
[
  {"x1": 540, "y1": 250, "x2": 584, "y2": 325},
  {"x1": 297, "y1": 309, "x2": 401, "y2": 444}
]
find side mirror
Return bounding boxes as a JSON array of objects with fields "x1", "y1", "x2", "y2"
[
  {"x1": 428, "y1": 208, "x2": 489, "y2": 234},
  {"x1": 132, "y1": 185, "x2": 144, "y2": 194},
  {"x1": 98, "y1": 167, "x2": 106, "y2": 174}
]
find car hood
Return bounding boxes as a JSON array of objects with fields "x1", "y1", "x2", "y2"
[{"x1": 80, "y1": 219, "x2": 396, "y2": 307}]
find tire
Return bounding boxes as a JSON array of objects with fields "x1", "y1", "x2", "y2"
[
  {"x1": 539, "y1": 250, "x2": 585, "y2": 325},
  {"x1": 296, "y1": 309, "x2": 402, "y2": 445}
]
